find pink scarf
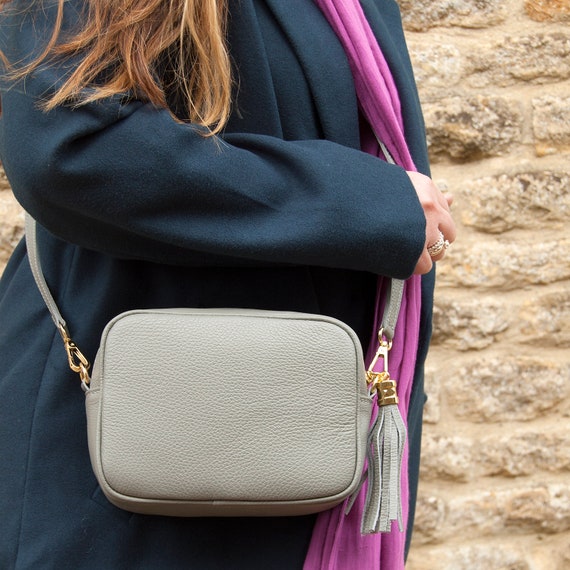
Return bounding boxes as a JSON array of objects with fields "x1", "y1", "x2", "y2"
[{"x1": 304, "y1": 1, "x2": 422, "y2": 568}]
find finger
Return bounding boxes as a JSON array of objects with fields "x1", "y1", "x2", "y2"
[
  {"x1": 442, "y1": 209, "x2": 457, "y2": 244},
  {"x1": 435, "y1": 182, "x2": 453, "y2": 211},
  {"x1": 413, "y1": 251, "x2": 434, "y2": 275},
  {"x1": 436, "y1": 188, "x2": 452, "y2": 213},
  {"x1": 406, "y1": 171, "x2": 452, "y2": 214},
  {"x1": 426, "y1": 231, "x2": 447, "y2": 261}
]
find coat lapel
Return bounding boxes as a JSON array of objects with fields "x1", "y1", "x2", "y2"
[
  {"x1": 256, "y1": 0, "x2": 429, "y2": 172},
  {"x1": 262, "y1": 0, "x2": 361, "y2": 149},
  {"x1": 225, "y1": 0, "x2": 285, "y2": 136}
]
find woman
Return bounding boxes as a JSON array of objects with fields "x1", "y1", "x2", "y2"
[{"x1": 0, "y1": 0, "x2": 455, "y2": 568}]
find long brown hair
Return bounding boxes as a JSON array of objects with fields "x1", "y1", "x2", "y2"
[{"x1": 0, "y1": 0, "x2": 232, "y2": 134}]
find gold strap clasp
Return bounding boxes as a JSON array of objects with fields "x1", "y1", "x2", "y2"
[
  {"x1": 58, "y1": 324, "x2": 91, "y2": 388},
  {"x1": 366, "y1": 328, "x2": 399, "y2": 405}
]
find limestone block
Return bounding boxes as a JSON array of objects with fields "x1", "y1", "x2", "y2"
[
  {"x1": 478, "y1": 429, "x2": 570, "y2": 477},
  {"x1": 431, "y1": 297, "x2": 509, "y2": 350},
  {"x1": 406, "y1": 549, "x2": 434, "y2": 570},
  {"x1": 420, "y1": 427, "x2": 570, "y2": 481},
  {"x1": 461, "y1": 171, "x2": 570, "y2": 233},
  {"x1": 407, "y1": 42, "x2": 463, "y2": 90},
  {"x1": 408, "y1": 544, "x2": 530, "y2": 570},
  {"x1": 446, "y1": 489, "x2": 506, "y2": 536},
  {"x1": 517, "y1": 287, "x2": 570, "y2": 348},
  {"x1": 422, "y1": 96, "x2": 522, "y2": 161},
  {"x1": 467, "y1": 33, "x2": 570, "y2": 87},
  {"x1": 525, "y1": 0, "x2": 570, "y2": 22},
  {"x1": 437, "y1": 237, "x2": 570, "y2": 289},
  {"x1": 420, "y1": 435, "x2": 473, "y2": 481},
  {"x1": 412, "y1": 494, "x2": 446, "y2": 545},
  {"x1": 447, "y1": 483, "x2": 570, "y2": 536},
  {"x1": 0, "y1": 190, "x2": 24, "y2": 274},
  {"x1": 533, "y1": 96, "x2": 570, "y2": 155},
  {"x1": 0, "y1": 166, "x2": 11, "y2": 192},
  {"x1": 399, "y1": 0, "x2": 507, "y2": 32},
  {"x1": 531, "y1": 537, "x2": 570, "y2": 570},
  {"x1": 559, "y1": 541, "x2": 570, "y2": 570},
  {"x1": 504, "y1": 484, "x2": 570, "y2": 534},
  {"x1": 446, "y1": 357, "x2": 569, "y2": 422},
  {"x1": 423, "y1": 368, "x2": 441, "y2": 424}
]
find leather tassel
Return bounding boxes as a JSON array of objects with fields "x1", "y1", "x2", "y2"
[
  {"x1": 361, "y1": 396, "x2": 406, "y2": 534},
  {"x1": 346, "y1": 372, "x2": 407, "y2": 534}
]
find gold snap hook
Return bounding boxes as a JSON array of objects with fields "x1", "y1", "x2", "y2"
[
  {"x1": 366, "y1": 328, "x2": 398, "y2": 403},
  {"x1": 59, "y1": 325, "x2": 91, "y2": 387}
]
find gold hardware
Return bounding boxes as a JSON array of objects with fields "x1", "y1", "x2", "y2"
[
  {"x1": 366, "y1": 371, "x2": 399, "y2": 405},
  {"x1": 367, "y1": 328, "x2": 391, "y2": 378},
  {"x1": 367, "y1": 343, "x2": 389, "y2": 379},
  {"x1": 377, "y1": 375, "x2": 399, "y2": 406},
  {"x1": 59, "y1": 323, "x2": 91, "y2": 387},
  {"x1": 366, "y1": 370, "x2": 388, "y2": 391},
  {"x1": 366, "y1": 328, "x2": 398, "y2": 405}
]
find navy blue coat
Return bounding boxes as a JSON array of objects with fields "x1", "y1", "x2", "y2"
[{"x1": 0, "y1": 0, "x2": 433, "y2": 567}]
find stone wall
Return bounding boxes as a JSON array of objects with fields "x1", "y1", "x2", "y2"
[
  {"x1": 400, "y1": 0, "x2": 570, "y2": 568},
  {"x1": 0, "y1": 166, "x2": 22, "y2": 272},
  {"x1": 0, "y1": 1, "x2": 569, "y2": 568}
]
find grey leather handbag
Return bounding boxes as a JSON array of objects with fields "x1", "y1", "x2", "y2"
[{"x1": 25, "y1": 215, "x2": 405, "y2": 528}]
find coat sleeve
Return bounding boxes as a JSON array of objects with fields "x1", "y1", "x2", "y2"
[{"x1": 0, "y1": 6, "x2": 426, "y2": 279}]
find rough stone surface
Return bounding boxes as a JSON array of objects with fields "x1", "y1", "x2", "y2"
[
  {"x1": 407, "y1": 42, "x2": 463, "y2": 90},
  {"x1": 437, "y1": 237, "x2": 570, "y2": 289},
  {"x1": 504, "y1": 484, "x2": 570, "y2": 534},
  {"x1": 559, "y1": 541, "x2": 570, "y2": 570},
  {"x1": 408, "y1": 544, "x2": 530, "y2": 570},
  {"x1": 0, "y1": 166, "x2": 11, "y2": 192},
  {"x1": 447, "y1": 483, "x2": 570, "y2": 536},
  {"x1": 533, "y1": 96, "x2": 570, "y2": 155},
  {"x1": 411, "y1": 494, "x2": 446, "y2": 545},
  {"x1": 422, "y1": 96, "x2": 523, "y2": 161},
  {"x1": 517, "y1": 287, "x2": 570, "y2": 348},
  {"x1": 399, "y1": 0, "x2": 507, "y2": 31},
  {"x1": 461, "y1": 548, "x2": 529, "y2": 570},
  {"x1": 525, "y1": 0, "x2": 570, "y2": 22},
  {"x1": 405, "y1": 1, "x2": 570, "y2": 566},
  {"x1": 446, "y1": 358, "x2": 569, "y2": 422},
  {"x1": 423, "y1": 368, "x2": 441, "y2": 424},
  {"x1": 467, "y1": 33, "x2": 570, "y2": 87},
  {"x1": 0, "y1": 190, "x2": 24, "y2": 274},
  {"x1": 420, "y1": 435, "x2": 474, "y2": 481},
  {"x1": 478, "y1": 430, "x2": 570, "y2": 478},
  {"x1": 421, "y1": 427, "x2": 570, "y2": 481},
  {"x1": 460, "y1": 171, "x2": 570, "y2": 233},
  {"x1": 431, "y1": 297, "x2": 509, "y2": 350}
]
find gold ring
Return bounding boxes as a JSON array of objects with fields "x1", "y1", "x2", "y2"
[{"x1": 427, "y1": 231, "x2": 450, "y2": 258}]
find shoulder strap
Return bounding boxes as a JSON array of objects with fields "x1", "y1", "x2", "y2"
[
  {"x1": 25, "y1": 213, "x2": 405, "y2": 385},
  {"x1": 381, "y1": 277, "x2": 403, "y2": 341},
  {"x1": 25, "y1": 214, "x2": 68, "y2": 336},
  {"x1": 25, "y1": 214, "x2": 91, "y2": 387}
]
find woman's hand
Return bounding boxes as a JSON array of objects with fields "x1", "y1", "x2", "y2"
[{"x1": 406, "y1": 171, "x2": 456, "y2": 275}]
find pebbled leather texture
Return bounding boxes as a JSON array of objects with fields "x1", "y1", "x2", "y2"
[{"x1": 86, "y1": 308, "x2": 372, "y2": 517}]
